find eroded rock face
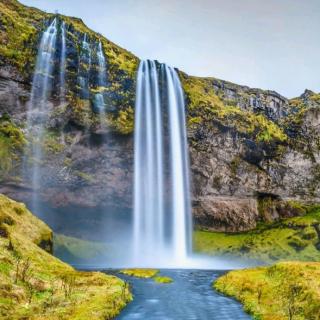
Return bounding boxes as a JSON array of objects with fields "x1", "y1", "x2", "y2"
[
  {"x1": 1, "y1": 67, "x2": 319, "y2": 234},
  {"x1": 193, "y1": 197, "x2": 259, "y2": 232},
  {"x1": 0, "y1": 0, "x2": 319, "y2": 234}
]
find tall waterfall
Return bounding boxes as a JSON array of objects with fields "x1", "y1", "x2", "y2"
[
  {"x1": 26, "y1": 18, "x2": 58, "y2": 213},
  {"x1": 133, "y1": 60, "x2": 192, "y2": 266},
  {"x1": 59, "y1": 21, "x2": 66, "y2": 101}
]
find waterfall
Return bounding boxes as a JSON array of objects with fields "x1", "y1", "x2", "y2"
[
  {"x1": 77, "y1": 34, "x2": 91, "y2": 99},
  {"x1": 59, "y1": 21, "x2": 66, "y2": 101},
  {"x1": 26, "y1": 18, "x2": 58, "y2": 213},
  {"x1": 133, "y1": 60, "x2": 192, "y2": 266},
  {"x1": 94, "y1": 41, "x2": 107, "y2": 117},
  {"x1": 97, "y1": 41, "x2": 106, "y2": 87}
]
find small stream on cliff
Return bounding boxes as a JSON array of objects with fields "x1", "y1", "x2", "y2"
[{"x1": 112, "y1": 269, "x2": 251, "y2": 320}]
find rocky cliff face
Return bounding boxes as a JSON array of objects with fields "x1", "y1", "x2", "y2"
[{"x1": 0, "y1": 0, "x2": 319, "y2": 235}]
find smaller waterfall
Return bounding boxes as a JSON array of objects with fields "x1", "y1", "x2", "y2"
[
  {"x1": 29, "y1": 19, "x2": 57, "y2": 107},
  {"x1": 26, "y1": 18, "x2": 58, "y2": 213},
  {"x1": 133, "y1": 60, "x2": 192, "y2": 266},
  {"x1": 59, "y1": 21, "x2": 67, "y2": 101},
  {"x1": 93, "y1": 40, "x2": 107, "y2": 125},
  {"x1": 77, "y1": 34, "x2": 92, "y2": 99},
  {"x1": 97, "y1": 41, "x2": 106, "y2": 87}
]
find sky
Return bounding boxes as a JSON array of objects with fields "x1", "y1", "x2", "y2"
[{"x1": 19, "y1": 0, "x2": 320, "y2": 98}]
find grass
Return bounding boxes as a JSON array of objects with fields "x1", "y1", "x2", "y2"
[
  {"x1": 194, "y1": 207, "x2": 320, "y2": 264},
  {"x1": 0, "y1": 194, "x2": 132, "y2": 319},
  {"x1": 120, "y1": 269, "x2": 173, "y2": 285},
  {"x1": 153, "y1": 276, "x2": 173, "y2": 284},
  {"x1": 214, "y1": 262, "x2": 320, "y2": 320},
  {"x1": 120, "y1": 269, "x2": 159, "y2": 278}
]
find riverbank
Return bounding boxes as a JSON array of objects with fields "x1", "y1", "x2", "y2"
[
  {"x1": 215, "y1": 261, "x2": 320, "y2": 320},
  {"x1": 115, "y1": 269, "x2": 251, "y2": 319}
]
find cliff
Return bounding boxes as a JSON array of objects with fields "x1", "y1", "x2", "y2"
[
  {"x1": 0, "y1": 193, "x2": 131, "y2": 319},
  {"x1": 0, "y1": 0, "x2": 319, "y2": 235}
]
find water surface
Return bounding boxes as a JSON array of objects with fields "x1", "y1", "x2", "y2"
[{"x1": 114, "y1": 269, "x2": 252, "y2": 320}]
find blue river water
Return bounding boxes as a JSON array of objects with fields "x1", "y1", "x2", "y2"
[{"x1": 113, "y1": 269, "x2": 252, "y2": 320}]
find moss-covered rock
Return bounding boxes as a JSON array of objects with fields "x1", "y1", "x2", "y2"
[
  {"x1": 194, "y1": 206, "x2": 320, "y2": 263},
  {"x1": 120, "y1": 269, "x2": 159, "y2": 278},
  {"x1": 0, "y1": 194, "x2": 132, "y2": 319},
  {"x1": 153, "y1": 276, "x2": 173, "y2": 284}
]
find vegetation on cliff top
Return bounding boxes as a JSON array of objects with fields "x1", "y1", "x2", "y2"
[
  {"x1": 194, "y1": 206, "x2": 320, "y2": 264},
  {"x1": 181, "y1": 74, "x2": 287, "y2": 144},
  {"x1": 0, "y1": 194, "x2": 131, "y2": 319},
  {"x1": 0, "y1": 0, "x2": 138, "y2": 135},
  {"x1": 0, "y1": 0, "x2": 138, "y2": 76},
  {"x1": 215, "y1": 262, "x2": 320, "y2": 320}
]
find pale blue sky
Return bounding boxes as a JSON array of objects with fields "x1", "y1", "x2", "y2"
[{"x1": 20, "y1": 0, "x2": 320, "y2": 97}]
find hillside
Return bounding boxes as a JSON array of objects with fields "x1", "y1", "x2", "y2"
[
  {"x1": 215, "y1": 261, "x2": 320, "y2": 320},
  {"x1": 0, "y1": 194, "x2": 131, "y2": 319}
]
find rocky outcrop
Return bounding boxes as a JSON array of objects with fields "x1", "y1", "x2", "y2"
[
  {"x1": 0, "y1": 0, "x2": 319, "y2": 234},
  {"x1": 193, "y1": 196, "x2": 259, "y2": 232}
]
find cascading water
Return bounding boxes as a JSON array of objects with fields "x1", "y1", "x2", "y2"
[
  {"x1": 59, "y1": 21, "x2": 67, "y2": 101},
  {"x1": 26, "y1": 18, "x2": 58, "y2": 213},
  {"x1": 77, "y1": 34, "x2": 91, "y2": 99},
  {"x1": 133, "y1": 60, "x2": 192, "y2": 266},
  {"x1": 97, "y1": 41, "x2": 107, "y2": 87},
  {"x1": 165, "y1": 64, "x2": 193, "y2": 261},
  {"x1": 94, "y1": 41, "x2": 107, "y2": 119}
]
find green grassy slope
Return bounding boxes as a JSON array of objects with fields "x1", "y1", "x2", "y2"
[
  {"x1": 214, "y1": 262, "x2": 320, "y2": 320},
  {"x1": 0, "y1": 194, "x2": 131, "y2": 320}
]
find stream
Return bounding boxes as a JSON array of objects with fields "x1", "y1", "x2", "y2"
[{"x1": 112, "y1": 269, "x2": 252, "y2": 320}]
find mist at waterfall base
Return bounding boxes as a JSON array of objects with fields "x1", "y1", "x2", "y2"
[{"x1": 25, "y1": 20, "x2": 252, "y2": 270}]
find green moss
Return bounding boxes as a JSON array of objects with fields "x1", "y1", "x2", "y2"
[
  {"x1": 120, "y1": 269, "x2": 159, "y2": 278},
  {"x1": 109, "y1": 107, "x2": 134, "y2": 135},
  {"x1": 0, "y1": 0, "x2": 46, "y2": 73},
  {"x1": 214, "y1": 262, "x2": 320, "y2": 320},
  {"x1": 310, "y1": 93, "x2": 320, "y2": 104},
  {"x1": 153, "y1": 276, "x2": 173, "y2": 284},
  {"x1": 0, "y1": 194, "x2": 132, "y2": 319},
  {"x1": 43, "y1": 131, "x2": 65, "y2": 154},
  {"x1": 194, "y1": 207, "x2": 320, "y2": 263},
  {"x1": 0, "y1": 116, "x2": 26, "y2": 179},
  {"x1": 181, "y1": 74, "x2": 287, "y2": 144}
]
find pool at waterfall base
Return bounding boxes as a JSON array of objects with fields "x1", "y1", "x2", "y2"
[{"x1": 111, "y1": 269, "x2": 252, "y2": 320}]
